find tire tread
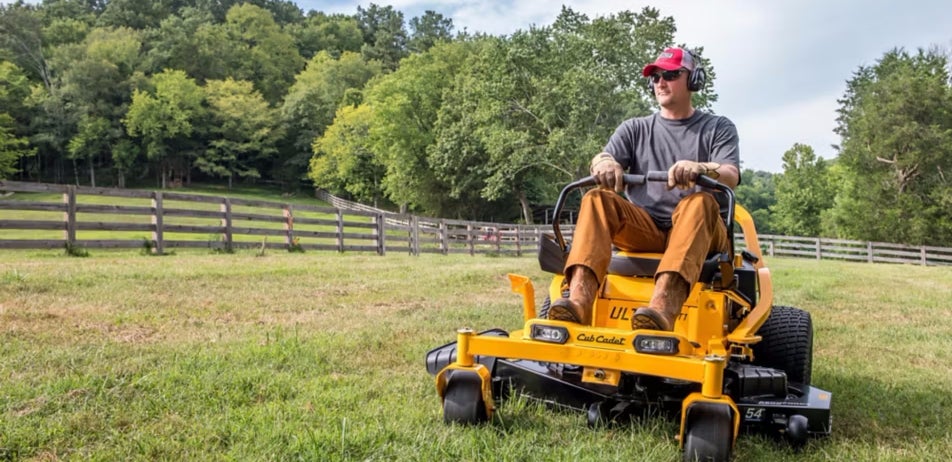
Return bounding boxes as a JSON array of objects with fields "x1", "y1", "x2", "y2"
[{"x1": 751, "y1": 305, "x2": 813, "y2": 385}]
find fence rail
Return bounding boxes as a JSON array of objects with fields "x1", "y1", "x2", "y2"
[
  {"x1": 0, "y1": 180, "x2": 552, "y2": 256},
  {"x1": 2, "y1": 180, "x2": 951, "y2": 266},
  {"x1": 748, "y1": 234, "x2": 952, "y2": 265}
]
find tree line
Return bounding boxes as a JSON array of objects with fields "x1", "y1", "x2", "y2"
[{"x1": 1, "y1": 1, "x2": 950, "y2": 245}]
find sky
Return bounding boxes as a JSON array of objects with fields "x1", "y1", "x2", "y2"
[{"x1": 299, "y1": 0, "x2": 952, "y2": 172}]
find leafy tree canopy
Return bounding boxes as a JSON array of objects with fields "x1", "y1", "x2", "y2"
[{"x1": 831, "y1": 47, "x2": 952, "y2": 245}]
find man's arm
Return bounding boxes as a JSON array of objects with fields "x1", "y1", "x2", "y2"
[
  {"x1": 708, "y1": 116, "x2": 741, "y2": 189},
  {"x1": 715, "y1": 163, "x2": 740, "y2": 189}
]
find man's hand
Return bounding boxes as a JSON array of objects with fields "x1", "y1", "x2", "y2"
[
  {"x1": 590, "y1": 153, "x2": 624, "y2": 192},
  {"x1": 667, "y1": 160, "x2": 721, "y2": 190}
]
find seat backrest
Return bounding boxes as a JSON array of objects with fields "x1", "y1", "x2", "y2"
[{"x1": 607, "y1": 251, "x2": 725, "y2": 284}]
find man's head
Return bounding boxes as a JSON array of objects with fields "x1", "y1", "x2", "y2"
[{"x1": 642, "y1": 47, "x2": 705, "y2": 115}]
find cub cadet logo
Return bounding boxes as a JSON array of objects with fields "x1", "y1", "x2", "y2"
[{"x1": 576, "y1": 333, "x2": 626, "y2": 345}]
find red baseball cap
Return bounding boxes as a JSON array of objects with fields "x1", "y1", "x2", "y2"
[{"x1": 642, "y1": 47, "x2": 696, "y2": 77}]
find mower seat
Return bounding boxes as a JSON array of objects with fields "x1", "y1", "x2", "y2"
[{"x1": 607, "y1": 252, "x2": 726, "y2": 284}]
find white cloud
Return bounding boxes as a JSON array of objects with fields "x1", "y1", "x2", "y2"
[
  {"x1": 732, "y1": 91, "x2": 841, "y2": 172},
  {"x1": 446, "y1": 2, "x2": 551, "y2": 36}
]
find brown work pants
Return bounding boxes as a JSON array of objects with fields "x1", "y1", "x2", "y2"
[{"x1": 564, "y1": 189, "x2": 729, "y2": 285}]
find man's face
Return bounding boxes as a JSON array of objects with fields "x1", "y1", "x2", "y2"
[{"x1": 650, "y1": 68, "x2": 690, "y2": 108}]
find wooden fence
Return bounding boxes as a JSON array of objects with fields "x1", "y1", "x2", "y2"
[
  {"x1": 744, "y1": 234, "x2": 952, "y2": 266},
  {"x1": 0, "y1": 180, "x2": 554, "y2": 256},
  {"x1": 2, "y1": 180, "x2": 951, "y2": 266}
]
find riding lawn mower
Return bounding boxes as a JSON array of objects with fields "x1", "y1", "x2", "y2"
[{"x1": 424, "y1": 172, "x2": 832, "y2": 461}]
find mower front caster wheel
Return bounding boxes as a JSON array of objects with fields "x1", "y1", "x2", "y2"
[
  {"x1": 586, "y1": 401, "x2": 611, "y2": 428},
  {"x1": 442, "y1": 372, "x2": 488, "y2": 425},
  {"x1": 785, "y1": 414, "x2": 809, "y2": 448},
  {"x1": 682, "y1": 403, "x2": 733, "y2": 462}
]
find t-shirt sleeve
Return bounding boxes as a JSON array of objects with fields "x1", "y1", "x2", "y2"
[
  {"x1": 710, "y1": 117, "x2": 740, "y2": 168},
  {"x1": 603, "y1": 120, "x2": 635, "y2": 169}
]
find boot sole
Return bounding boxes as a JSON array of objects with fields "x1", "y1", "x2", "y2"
[
  {"x1": 631, "y1": 307, "x2": 672, "y2": 331},
  {"x1": 547, "y1": 300, "x2": 583, "y2": 324}
]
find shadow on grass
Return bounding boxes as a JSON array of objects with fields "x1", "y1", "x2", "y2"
[{"x1": 465, "y1": 366, "x2": 950, "y2": 461}]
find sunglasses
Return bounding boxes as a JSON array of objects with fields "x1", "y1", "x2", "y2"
[{"x1": 648, "y1": 69, "x2": 685, "y2": 83}]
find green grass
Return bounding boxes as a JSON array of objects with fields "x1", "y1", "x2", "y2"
[{"x1": 1, "y1": 251, "x2": 950, "y2": 461}]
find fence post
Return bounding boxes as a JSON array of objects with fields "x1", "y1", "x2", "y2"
[
  {"x1": 815, "y1": 238, "x2": 821, "y2": 260},
  {"x1": 283, "y1": 204, "x2": 293, "y2": 250},
  {"x1": 151, "y1": 191, "x2": 164, "y2": 255},
  {"x1": 376, "y1": 213, "x2": 386, "y2": 256},
  {"x1": 467, "y1": 223, "x2": 474, "y2": 256},
  {"x1": 410, "y1": 215, "x2": 420, "y2": 256},
  {"x1": 440, "y1": 219, "x2": 448, "y2": 255},
  {"x1": 336, "y1": 209, "x2": 344, "y2": 252},
  {"x1": 63, "y1": 185, "x2": 76, "y2": 250},
  {"x1": 495, "y1": 227, "x2": 501, "y2": 254},
  {"x1": 768, "y1": 240, "x2": 774, "y2": 257},
  {"x1": 921, "y1": 246, "x2": 927, "y2": 266},
  {"x1": 867, "y1": 242, "x2": 873, "y2": 263},
  {"x1": 515, "y1": 226, "x2": 522, "y2": 257},
  {"x1": 220, "y1": 198, "x2": 233, "y2": 252}
]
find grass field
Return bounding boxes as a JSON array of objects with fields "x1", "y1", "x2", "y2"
[{"x1": 1, "y1": 249, "x2": 950, "y2": 461}]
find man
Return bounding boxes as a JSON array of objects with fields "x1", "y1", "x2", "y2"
[{"x1": 547, "y1": 46, "x2": 740, "y2": 331}]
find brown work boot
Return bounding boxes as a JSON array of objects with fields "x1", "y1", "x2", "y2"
[
  {"x1": 548, "y1": 266, "x2": 597, "y2": 325},
  {"x1": 631, "y1": 307, "x2": 673, "y2": 331},
  {"x1": 631, "y1": 272, "x2": 690, "y2": 331}
]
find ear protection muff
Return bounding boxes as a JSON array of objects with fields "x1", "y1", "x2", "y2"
[{"x1": 687, "y1": 65, "x2": 706, "y2": 92}]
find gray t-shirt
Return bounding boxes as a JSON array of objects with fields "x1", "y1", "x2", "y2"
[{"x1": 603, "y1": 111, "x2": 740, "y2": 228}]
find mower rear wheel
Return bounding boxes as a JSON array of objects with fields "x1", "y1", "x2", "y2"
[
  {"x1": 682, "y1": 403, "x2": 733, "y2": 462},
  {"x1": 751, "y1": 305, "x2": 813, "y2": 385},
  {"x1": 442, "y1": 372, "x2": 488, "y2": 425}
]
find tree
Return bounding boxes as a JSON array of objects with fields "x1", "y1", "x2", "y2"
[
  {"x1": 356, "y1": 3, "x2": 408, "y2": 70},
  {"x1": 40, "y1": 13, "x2": 93, "y2": 48},
  {"x1": 309, "y1": 103, "x2": 386, "y2": 206},
  {"x1": 0, "y1": 113, "x2": 34, "y2": 179},
  {"x1": 830, "y1": 47, "x2": 952, "y2": 245},
  {"x1": 55, "y1": 26, "x2": 143, "y2": 186},
  {"x1": 282, "y1": 51, "x2": 382, "y2": 153},
  {"x1": 426, "y1": 40, "x2": 504, "y2": 220},
  {"x1": 1, "y1": 4, "x2": 76, "y2": 182},
  {"x1": 286, "y1": 12, "x2": 363, "y2": 60},
  {"x1": 279, "y1": 51, "x2": 381, "y2": 184},
  {"x1": 222, "y1": 3, "x2": 304, "y2": 104},
  {"x1": 363, "y1": 40, "x2": 475, "y2": 214},
  {"x1": 124, "y1": 69, "x2": 204, "y2": 188},
  {"x1": 96, "y1": 0, "x2": 174, "y2": 30},
  {"x1": 408, "y1": 10, "x2": 453, "y2": 54},
  {"x1": 199, "y1": 78, "x2": 280, "y2": 189},
  {"x1": 0, "y1": 60, "x2": 31, "y2": 121},
  {"x1": 143, "y1": 8, "x2": 231, "y2": 83},
  {"x1": 734, "y1": 169, "x2": 776, "y2": 234},
  {"x1": 770, "y1": 144, "x2": 834, "y2": 237},
  {"x1": 0, "y1": 3, "x2": 52, "y2": 88}
]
